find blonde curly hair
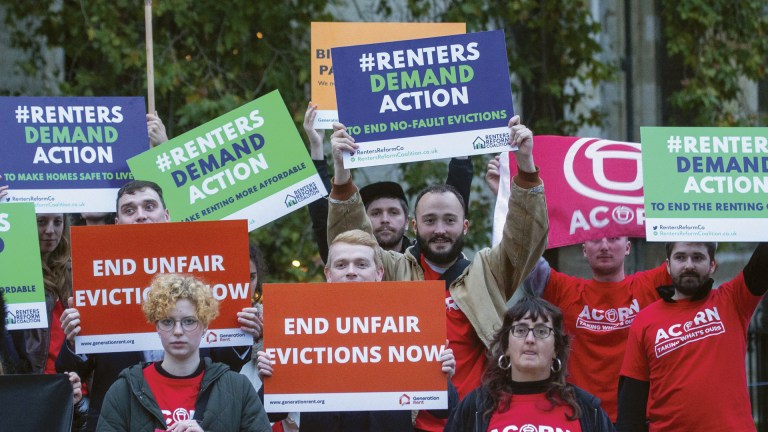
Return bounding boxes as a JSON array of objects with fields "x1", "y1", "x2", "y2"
[{"x1": 142, "y1": 274, "x2": 219, "y2": 326}]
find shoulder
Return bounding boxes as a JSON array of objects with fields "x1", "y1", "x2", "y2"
[{"x1": 569, "y1": 384, "x2": 602, "y2": 409}]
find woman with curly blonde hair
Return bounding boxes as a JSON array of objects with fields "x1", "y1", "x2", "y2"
[{"x1": 97, "y1": 274, "x2": 270, "y2": 432}]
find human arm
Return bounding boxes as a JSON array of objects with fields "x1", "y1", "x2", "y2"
[
  {"x1": 95, "y1": 380, "x2": 131, "y2": 432},
  {"x1": 237, "y1": 375, "x2": 273, "y2": 432},
  {"x1": 304, "y1": 102, "x2": 332, "y2": 263},
  {"x1": 743, "y1": 242, "x2": 768, "y2": 296},
  {"x1": 485, "y1": 154, "x2": 501, "y2": 197},
  {"x1": 616, "y1": 376, "x2": 649, "y2": 432},
  {"x1": 446, "y1": 157, "x2": 473, "y2": 210},
  {"x1": 56, "y1": 297, "x2": 96, "y2": 377},
  {"x1": 146, "y1": 112, "x2": 168, "y2": 148},
  {"x1": 443, "y1": 388, "x2": 480, "y2": 432}
]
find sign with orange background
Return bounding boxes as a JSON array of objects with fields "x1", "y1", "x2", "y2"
[
  {"x1": 263, "y1": 280, "x2": 447, "y2": 412},
  {"x1": 311, "y1": 22, "x2": 466, "y2": 129},
  {"x1": 70, "y1": 220, "x2": 252, "y2": 354}
]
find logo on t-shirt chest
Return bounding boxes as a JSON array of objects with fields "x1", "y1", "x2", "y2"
[
  {"x1": 490, "y1": 424, "x2": 572, "y2": 432},
  {"x1": 575, "y1": 299, "x2": 639, "y2": 331},
  {"x1": 653, "y1": 307, "x2": 725, "y2": 358}
]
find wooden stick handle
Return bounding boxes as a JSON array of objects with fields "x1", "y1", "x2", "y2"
[{"x1": 144, "y1": 0, "x2": 155, "y2": 116}]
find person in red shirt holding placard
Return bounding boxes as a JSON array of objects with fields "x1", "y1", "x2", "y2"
[
  {"x1": 445, "y1": 296, "x2": 614, "y2": 432},
  {"x1": 617, "y1": 242, "x2": 766, "y2": 431},
  {"x1": 97, "y1": 273, "x2": 270, "y2": 431}
]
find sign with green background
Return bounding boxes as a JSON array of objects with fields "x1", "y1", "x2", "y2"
[
  {"x1": 0, "y1": 202, "x2": 48, "y2": 330},
  {"x1": 128, "y1": 90, "x2": 325, "y2": 231},
  {"x1": 641, "y1": 127, "x2": 768, "y2": 241}
]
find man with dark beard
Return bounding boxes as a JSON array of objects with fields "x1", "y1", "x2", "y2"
[
  {"x1": 617, "y1": 242, "x2": 768, "y2": 431},
  {"x1": 326, "y1": 116, "x2": 549, "y2": 432}
]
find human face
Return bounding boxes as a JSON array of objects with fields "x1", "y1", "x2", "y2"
[
  {"x1": 37, "y1": 213, "x2": 64, "y2": 255},
  {"x1": 116, "y1": 187, "x2": 169, "y2": 224},
  {"x1": 325, "y1": 242, "x2": 384, "y2": 283},
  {"x1": 506, "y1": 315, "x2": 556, "y2": 382},
  {"x1": 582, "y1": 237, "x2": 630, "y2": 280},
  {"x1": 249, "y1": 259, "x2": 259, "y2": 294},
  {"x1": 157, "y1": 299, "x2": 205, "y2": 362},
  {"x1": 80, "y1": 212, "x2": 110, "y2": 226},
  {"x1": 666, "y1": 242, "x2": 716, "y2": 298},
  {"x1": 367, "y1": 197, "x2": 407, "y2": 250},
  {"x1": 413, "y1": 192, "x2": 468, "y2": 266}
]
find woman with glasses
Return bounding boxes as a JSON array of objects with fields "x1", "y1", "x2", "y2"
[
  {"x1": 445, "y1": 297, "x2": 614, "y2": 432},
  {"x1": 96, "y1": 274, "x2": 271, "y2": 432}
]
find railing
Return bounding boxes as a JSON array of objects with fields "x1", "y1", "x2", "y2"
[{"x1": 748, "y1": 303, "x2": 767, "y2": 431}]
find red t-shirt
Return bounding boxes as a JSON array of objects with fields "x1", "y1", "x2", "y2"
[
  {"x1": 415, "y1": 256, "x2": 487, "y2": 432},
  {"x1": 620, "y1": 273, "x2": 760, "y2": 431},
  {"x1": 44, "y1": 301, "x2": 66, "y2": 374},
  {"x1": 488, "y1": 393, "x2": 582, "y2": 432},
  {"x1": 542, "y1": 264, "x2": 669, "y2": 420},
  {"x1": 144, "y1": 363, "x2": 204, "y2": 428}
]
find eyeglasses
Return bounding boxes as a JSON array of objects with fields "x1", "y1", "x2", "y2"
[
  {"x1": 156, "y1": 317, "x2": 200, "y2": 332},
  {"x1": 510, "y1": 324, "x2": 554, "y2": 339}
]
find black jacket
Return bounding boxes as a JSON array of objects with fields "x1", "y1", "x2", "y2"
[{"x1": 445, "y1": 384, "x2": 615, "y2": 432}]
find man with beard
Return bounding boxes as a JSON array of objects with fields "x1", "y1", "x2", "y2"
[
  {"x1": 326, "y1": 116, "x2": 549, "y2": 432},
  {"x1": 617, "y1": 242, "x2": 767, "y2": 431},
  {"x1": 301, "y1": 102, "x2": 472, "y2": 261}
]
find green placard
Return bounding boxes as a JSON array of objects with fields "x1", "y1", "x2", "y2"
[
  {"x1": 641, "y1": 127, "x2": 768, "y2": 241},
  {"x1": 0, "y1": 202, "x2": 48, "y2": 330},
  {"x1": 128, "y1": 90, "x2": 325, "y2": 231}
]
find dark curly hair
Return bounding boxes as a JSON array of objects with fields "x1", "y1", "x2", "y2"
[{"x1": 482, "y1": 297, "x2": 581, "y2": 421}]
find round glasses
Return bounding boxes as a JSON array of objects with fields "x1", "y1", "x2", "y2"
[
  {"x1": 156, "y1": 317, "x2": 200, "y2": 332},
  {"x1": 510, "y1": 324, "x2": 554, "y2": 339}
]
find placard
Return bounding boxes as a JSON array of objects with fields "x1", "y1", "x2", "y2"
[
  {"x1": 641, "y1": 127, "x2": 767, "y2": 241},
  {"x1": 0, "y1": 202, "x2": 48, "y2": 330},
  {"x1": 311, "y1": 22, "x2": 465, "y2": 129},
  {"x1": 70, "y1": 220, "x2": 252, "y2": 353},
  {"x1": 128, "y1": 90, "x2": 326, "y2": 231},
  {"x1": 0, "y1": 97, "x2": 149, "y2": 212},
  {"x1": 262, "y1": 281, "x2": 447, "y2": 412},
  {"x1": 332, "y1": 30, "x2": 515, "y2": 168}
]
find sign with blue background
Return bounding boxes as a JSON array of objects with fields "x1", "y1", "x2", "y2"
[
  {"x1": 332, "y1": 30, "x2": 515, "y2": 168},
  {"x1": 0, "y1": 97, "x2": 148, "y2": 212}
]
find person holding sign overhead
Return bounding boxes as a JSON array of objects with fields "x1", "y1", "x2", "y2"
[
  {"x1": 444, "y1": 297, "x2": 614, "y2": 432},
  {"x1": 97, "y1": 273, "x2": 270, "y2": 431},
  {"x1": 257, "y1": 229, "x2": 458, "y2": 432},
  {"x1": 326, "y1": 115, "x2": 548, "y2": 432},
  {"x1": 57, "y1": 179, "x2": 263, "y2": 432}
]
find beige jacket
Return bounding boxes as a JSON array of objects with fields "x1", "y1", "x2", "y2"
[{"x1": 327, "y1": 172, "x2": 548, "y2": 347}]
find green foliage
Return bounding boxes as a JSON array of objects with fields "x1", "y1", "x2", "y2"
[
  {"x1": 1, "y1": 0, "x2": 334, "y2": 283},
  {"x1": 659, "y1": 0, "x2": 768, "y2": 126},
  {"x1": 377, "y1": 0, "x2": 616, "y2": 135}
]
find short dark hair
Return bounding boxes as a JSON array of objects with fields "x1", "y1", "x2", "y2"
[
  {"x1": 116, "y1": 180, "x2": 166, "y2": 212},
  {"x1": 414, "y1": 184, "x2": 466, "y2": 218},
  {"x1": 665, "y1": 242, "x2": 717, "y2": 261}
]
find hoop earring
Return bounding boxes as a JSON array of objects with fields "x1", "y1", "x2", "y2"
[
  {"x1": 551, "y1": 358, "x2": 562, "y2": 373},
  {"x1": 498, "y1": 354, "x2": 511, "y2": 370}
]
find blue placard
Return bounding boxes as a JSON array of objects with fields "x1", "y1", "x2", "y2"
[
  {"x1": 332, "y1": 30, "x2": 515, "y2": 168},
  {"x1": 0, "y1": 97, "x2": 148, "y2": 212}
]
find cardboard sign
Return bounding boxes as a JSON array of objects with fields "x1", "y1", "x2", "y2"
[
  {"x1": 332, "y1": 30, "x2": 515, "y2": 168},
  {"x1": 311, "y1": 22, "x2": 466, "y2": 129},
  {"x1": 492, "y1": 136, "x2": 646, "y2": 248},
  {"x1": 70, "y1": 220, "x2": 252, "y2": 353},
  {"x1": 128, "y1": 90, "x2": 326, "y2": 231},
  {"x1": 0, "y1": 97, "x2": 148, "y2": 212},
  {"x1": 262, "y1": 281, "x2": 447, "y2": 412},
  {"x1": 641, "y1": 127, "x2": 768, "y2": 241},
  {"x1": 0, "y1": 203, "x2": 48, "y2": 330}
]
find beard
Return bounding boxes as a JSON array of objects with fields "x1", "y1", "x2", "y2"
[
  {"x1": 374, "y1": 225, "x2": 406, "y2": 250},
  {"x1": 672, "y1": 271, "x2": 708, "y2": 296},
  {"x1": 416, "y1": 231, "x2": 465, "y2": 265}
]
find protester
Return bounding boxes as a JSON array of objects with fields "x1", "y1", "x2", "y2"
[
  {"x1": 72, "y1": 213, "x2": 116, "y2": 226},
  {"x1": 97, "y1": 273, "x2": 271, "y2": 431},
  {"x1": 445, "y1": 297, "x2": 614, "y2": 431},
  {"x1": 57, "y1": 180, "x2": 262, "y2": 431},
  {"x1": 617, "y1": 242, "x2": 767, "y2": 431},
  {"x1": 327, "y1": 116, "x2": 548, "y2": 431},
  {"x1": 257, "y1": 229, "x2": 457, "y2": 432},
  {"x1": 303, "y1": 102, "x2": 473, "y2": 263},
  {"x1": 488, "y1": 156, "x2": 672, "y2": 421}
]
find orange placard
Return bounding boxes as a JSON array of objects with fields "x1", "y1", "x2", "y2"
[
  {"x1": 310, "y1": 22, "x2": 466, "y2": 128},
  {"x1": 262, "y1": 280, "x2": 447, "y2": 412},
  {"x1": 70, "y1": 220, "x2": 251, "y2": 353}
]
